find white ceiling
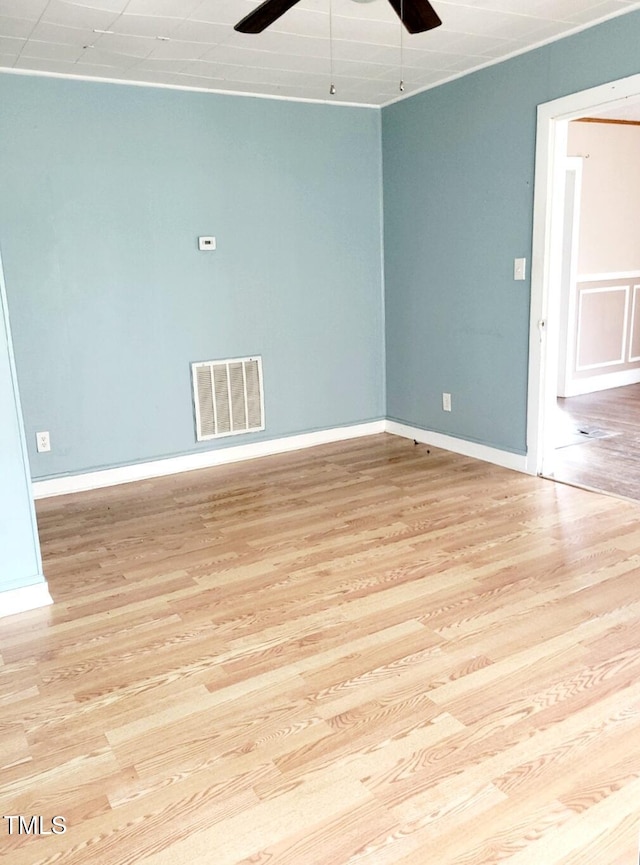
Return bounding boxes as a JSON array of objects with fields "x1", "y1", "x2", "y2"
[{"x1": 0, "y1": 0, "x2": 639, "y2": 106}]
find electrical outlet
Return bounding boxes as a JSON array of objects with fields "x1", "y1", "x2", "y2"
[
  {"x1": 36, "y1": 431, "x2": 51, "y2": 453},
  {"x1": 442, "y1": 393, "x2": 452, "y2": 412}
]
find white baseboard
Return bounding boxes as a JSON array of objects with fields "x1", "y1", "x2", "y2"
[
  {"x1": 0, "y1": 581, "x2": 53, "y2": 619},
  {"x1": 32, "y1": 418, "x2": 531, "y2": 501},
  {"x1": 33, "y1": 421, "x2": 386, "y2": 499},
  {"x1": 386, "y1": 421, "x2": 530, "y2": 474},
  {"x1": 560, "y1": 367, "x2": 640, "y2": 397}
]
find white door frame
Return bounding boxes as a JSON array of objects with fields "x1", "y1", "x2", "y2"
[
  {"x1": 526, "y1": 72, "x2": 640, "y2": 476},
  {"x1": 556, "y1": 156, "x2": 583, "y2": 400}
]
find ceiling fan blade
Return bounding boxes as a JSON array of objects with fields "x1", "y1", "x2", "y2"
[
  {"x1": 386, "y1": 0, "x2": 442, "y2": 34},
  {"x1": 234, "y1": 0, "x2": 302, "y2": 33}
]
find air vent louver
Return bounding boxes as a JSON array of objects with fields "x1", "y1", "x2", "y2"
[{"x1": 192, "y1": 356, "x2": 265, "y2": 441}]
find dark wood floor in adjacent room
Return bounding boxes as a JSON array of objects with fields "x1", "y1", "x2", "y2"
[
  {"x1": 552, "y1": 382, "x2": 640, "y2": 500},
  {"x1": 2, "y1": 433, "x2": 640, "y2": 864}
]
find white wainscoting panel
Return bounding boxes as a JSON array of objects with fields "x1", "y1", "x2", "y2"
[
  {"x1": 575, "y1": 285, "x2": 628, "y2": 371},
  {"x1": 629, "y1": 285, "x2": 640, "y2": 362}
]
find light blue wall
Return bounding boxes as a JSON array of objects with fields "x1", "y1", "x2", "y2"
[
  {"x1": 0, "y1": 255, "x2": 43, "y2": 593},
  {"x1": 2, "y1": 9, "x2": 639, "y2": 496},
  {"x1": 382, "y1": 11, "x2": 640, "y2": 454},
  {"x1": 0, "y1": 75, "x2": 384, "y2": 480}
]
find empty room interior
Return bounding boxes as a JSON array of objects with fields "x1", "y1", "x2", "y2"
[{"x1": 2, "y1": 2, "x2": 640, "y2": 863}]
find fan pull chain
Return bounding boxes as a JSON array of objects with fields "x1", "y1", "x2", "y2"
[
  {"x1": 399, "y1": 0, "x2": 405, "y2": 92},
  {"x1": 329, "y1": 0, "x2": 336, "y2": 96}
]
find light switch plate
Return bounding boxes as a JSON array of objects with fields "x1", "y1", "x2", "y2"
[
  {"x1": 514, "y1": 257, "x2": 526, "y2": 281},
  {"x1": 198, "y1": 236, "x2": 216, "y2": 251}
]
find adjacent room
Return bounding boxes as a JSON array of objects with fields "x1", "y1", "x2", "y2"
[
  {"x1": 545, "y1": 113, "x2": 640, "y2": 498},
  {"x1": 2, "y1": 2, "x2": 640, "y2": 862}
]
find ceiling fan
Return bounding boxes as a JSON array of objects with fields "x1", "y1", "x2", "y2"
[{"x1": 234, "y1": 0, "x2": 442, "y2": 35}]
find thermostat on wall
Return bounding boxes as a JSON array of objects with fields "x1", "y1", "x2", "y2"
[{"x1": 198, "y1": 236, "x2": 216, "y2": 251}]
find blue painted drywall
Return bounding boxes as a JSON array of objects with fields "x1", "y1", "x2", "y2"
[
  {"x1": 382, "y1": 11, "x2": 640, "y2": 454},
  {"x1": 0, "y1": 254, "x2": 43, "y2": 593},
  {"x1": 2, "y1": 9, "x2": 639, "y2": 487},
  {"x1": 0, "y1": 75, "x2": 384, "y2": 479}
]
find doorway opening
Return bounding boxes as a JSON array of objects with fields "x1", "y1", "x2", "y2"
[{"x1": 527, "y1": 72, "x2": 640, "y2": 501}]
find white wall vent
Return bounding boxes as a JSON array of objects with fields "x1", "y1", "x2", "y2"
[{"x1": 192, "y1": 356, "x2": 265, "y2": 441}]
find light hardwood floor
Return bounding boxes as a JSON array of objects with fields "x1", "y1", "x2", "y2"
[{"x1": 2, "y1": 434, "x2": 640, "y2": 864}]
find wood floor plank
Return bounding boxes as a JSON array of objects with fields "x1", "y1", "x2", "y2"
[
  {"x1": 2, "y1": 433, "x2": 640, "y2": 863},
  {"x1": 552, "y1": 382, "x2": 640, "y2": 500}
]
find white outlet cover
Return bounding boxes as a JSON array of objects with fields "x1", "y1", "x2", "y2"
[
  {"x1": 36, "y1": 431, "x2": 51, "y2": 452},
  {"x1": 198, "y1": 236, "x2": 216, "y2": 251}
]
